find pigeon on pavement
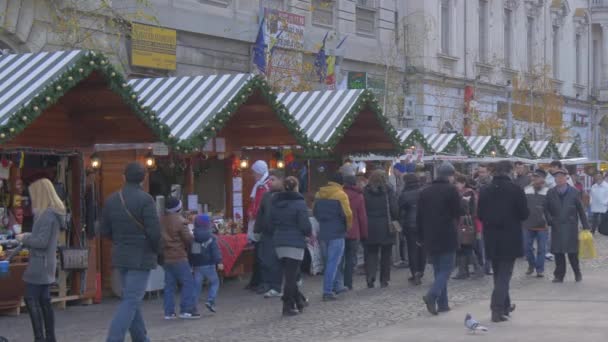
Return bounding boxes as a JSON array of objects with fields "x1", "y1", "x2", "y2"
[{"x1": 464, "y1": 313, "x2": 488, "y2": 333}]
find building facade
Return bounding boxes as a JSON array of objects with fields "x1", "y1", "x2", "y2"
[{"x1": 1, "y1": 0, "x2": 606, "y2": 158}]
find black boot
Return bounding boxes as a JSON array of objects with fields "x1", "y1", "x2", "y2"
[
  {"x1": 295, "y1": 291, "x2": 308, "y2": 312},
  {"x1": 25, "y1": 298, "x2": 45, "y2": 342},
  {"x1": 452, "y1": 256, "x2": 469, "y2": 280},
  {"x1": 282, "y1": 298, "x2": 299, "y2": 317},
  {"x1": 491, "y1": 311, "x2": 509, "y2": 323},
  {"x1": 39, "y1": 298, "x2": 56, "y2": 342}
]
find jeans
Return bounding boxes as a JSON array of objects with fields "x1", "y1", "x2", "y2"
[
  {"x1": 427, "y1": 253, "x2": 455, "y2": 310},
  {"x1": 491, "y1": 259, "x2": 515, "y2": 314},
  {"x1": 280, "y1": 257, "x2": 302, "y2": 310},
  {"x1": 106, "y1": 268, "x2": 150, "y2": 342},
  {"x1": 163, "y1": 261, "x2": 196, "y2": 315},
  {"x1": 365, "y1": 244, "x2": 393, "y2": 285},
  {"x1": 248, "y1": 241, "x2": 262, "y2": 289},
  {"x1": 25, "y1": 283, "x2": 51, "y2": 301},
  {"x1": 398, "y1": 232, "x2": 408, "y2": 262},
  {"x1": 320, "y1": 238, "x2": 345, "y2": 295},
  {"x1": 524, "y1": 229, "x2": 548, "y2": 273},
  {"x1": 554, "y1": 253, "x2": 581, "y2": 280},
  {"x1": 193, "y1": 265, "x2": 220, "y2": 307},
  {"x1": 590, "y1": 213, "x2": 603, "y2": 234},
  {"x1": 259, "y1": 234, "x2": 283, "y2": 292},
  {"x1": 343, "y1": 239, "x2": 359, "y2": 289}
]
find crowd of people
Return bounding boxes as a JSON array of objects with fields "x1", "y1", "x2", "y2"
[{"x1": 15, "y1": 159, "x2": 606, "y2": 341}]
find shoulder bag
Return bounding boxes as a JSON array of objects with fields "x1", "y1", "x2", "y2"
[
  {"x1": 385, "y1": 190, "x2": 402, "y2": 234},
  {"x1": 119, "y1": 190, "x2": 164, "y2": 265},
  {"x1": 457, "y1": 197, "x2": 475, "y2": 246}
]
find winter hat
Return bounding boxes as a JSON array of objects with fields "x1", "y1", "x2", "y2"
[
  {"x1": 165, "y1": 197, "x2": 182, "y2": 213},
  {"x1": 437, "y1": 162, "x2": 456, "y2": 179},
  {"x1": 330, "y1": 172, "x2": 344, "y2": 185},
  {"x1": 393, "y1": 163, "x2": 407, "y2": 174},
  {"x1": 339, "y1": 163, "x2": 356, "y2": 177},
  {"x1": 251, "y1": 160, "x2": 268, "y2": 176},
  {"x1": 533, "y1": 169, "x2": 547, "y2": 178},
  {"x1": 194, "y1": 214, "x2": 211, "y2": 230},
  {"x1": 124, "y1": 162, "x2": 145, "y2": 183}
]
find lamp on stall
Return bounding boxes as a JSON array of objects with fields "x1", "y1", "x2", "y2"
[
  {"x1": 144, "y1": 152, "x2": 156, "y2": 170},
  {"x1": 239, "y1": 157, "x2": 249, "y2": 169},
  {"x1": 90, "y1": 153, "x2": 101, "y2": 170},
  {"x1": 277, "y1": 159, "x2": 285, "y2": 169}
]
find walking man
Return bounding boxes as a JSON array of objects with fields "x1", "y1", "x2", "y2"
[
  {"x1": 545, "y1": 168, "x2": 591, "y2": 283},
  {"x1": 478, "y1": 161, "x2": 529, "y2": 323},
  {"x1": 589, "y1": 173, "x2": 608, "y2": 235},
  {"x1": 523, "y1": 169, "x2": 549, "y2": 278},
  {"x1": 101, "y1": 163, "x2": 161, "y2": 342},
  {"x1": 417, "y1": 162, "x2": 462, "y2": 315}
]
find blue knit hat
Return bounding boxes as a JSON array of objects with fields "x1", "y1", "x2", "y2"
[
  {"x1": 393, "y1": 163, "x2": 407, "y2": 174},
  {"x1": 194, "y1": 214, "x2": 211, "y2": 230}
]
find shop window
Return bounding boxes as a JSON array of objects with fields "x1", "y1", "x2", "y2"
[
  {"x1": 356, "y1": 0, "x2": 377, "y2": 36},
  {"x1": 312, "y1": 0, "x2": 335, "y2": 27},
  {"x1": 198, "y1": 0, "x2": 231, "y2": 7},
  {"x1": 441, "y1": 0, "x2": 451, "y2": 54}
]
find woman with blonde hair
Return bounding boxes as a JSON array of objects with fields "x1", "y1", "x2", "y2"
[
  {"x1": 363, "y1": 170, "x2": 398, "y2": 288},
  {"x1": 16, "y1": 178, "x2": 66, "y2": 342}
]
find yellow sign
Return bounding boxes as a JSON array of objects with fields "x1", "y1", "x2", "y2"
[{"x1": 131, "y1": 23, "x2": 177, "y2": 70}]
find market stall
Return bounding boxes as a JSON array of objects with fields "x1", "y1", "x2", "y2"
[
  {"x1": 500, "y1": 138, "x2": 538, "y2": 159},
  {"x1": 529, "y1": 140, "x2": 562, "y2": 159},
  {"x1": 464, "y1": 136, "x2": 508, "y2": 157},
  {"x1": 0, "y1": 49, "x2": 174, "y2": 312},
  {"x1": 130, "y1": 74, "x2": 311, "y2": 278},
  {"x1": 556, "y1": 142, "x2": 583, "y2": 159}
]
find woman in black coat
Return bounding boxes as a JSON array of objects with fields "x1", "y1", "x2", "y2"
[
  {"x1": 364, "y1": 170, "x2": 398, "y2": 288},
  {"x1": 399, "y1": 173, "x2": 424, "y2": 285},
  {"x1": 271, "y1": 177, "x2": 312, "y2": 316}
]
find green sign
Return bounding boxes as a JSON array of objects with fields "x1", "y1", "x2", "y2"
[{"x1": 347, "y1": 72, "x2": 366, "y2": 89}]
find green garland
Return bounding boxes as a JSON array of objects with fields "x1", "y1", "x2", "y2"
[
  {"x1": 512, "y1": 138, "x2": 539, "y2": 159},
  {"x1": 542, "y1": 141, "x2": 561, "y2": 159},
  {"x1": 442, "y1": 133, "x2": 477, "y2": 156},
  {"x1": 478, "y1": 136, "x2": 509, "y2": 157},
  {"x1": 174, "y1": 75, "x2": 312, "y2": 155},
  {"x1": 400, "y1": 129, "x2": 434, "y2": 154},
  {"x1": 0, "y1": 50, "x2": 175, "y2": 147},
  {"x1": 567, "y1": 142, "x2": 583, "y2": 158}
]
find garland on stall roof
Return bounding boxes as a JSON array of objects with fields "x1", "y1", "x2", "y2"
[
  {"x1": 0, "y1": 50, "x2": 175, "y2": 147},
  {"x1": 515, "y1": 138, "x2": 539, "y2": 159},
  {"x1": 174, "y1": 75, "x2": 313, "y2": 155},
  {"x1": 442, "y1": 133, "x2": 477, "y2": 156},
  {"x1": 478, "y1": 136, "x2": 509, "y2": 157},
  {"x1": 567, "y1": 142, "x2": 583, "y2": 158},
  {"x1": 541, "y1": 141, "x2": 560, "y2": 159},
  {"x1": 399, "y1": 129, "x2": 434, "y2": 154}
]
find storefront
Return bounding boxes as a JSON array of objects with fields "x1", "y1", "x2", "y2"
[{"x1": 0, "y1": 50, "x2": 174, "y2": 313}]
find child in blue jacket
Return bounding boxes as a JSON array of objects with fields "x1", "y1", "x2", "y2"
[{"x1": 189, "y1": 214, "x2": 223, "y2": 313}]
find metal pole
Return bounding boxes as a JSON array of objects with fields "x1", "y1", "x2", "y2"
[
  {"x1": 594, "y1": 104, "x2": 600, "y2": 160},
  {"x1": 506, "y1": 83, "x2": 513, "y2": 138}
]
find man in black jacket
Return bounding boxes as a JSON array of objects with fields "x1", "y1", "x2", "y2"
[
  {"x1": 478, "y1": 161, "x2": 529, "y2": 323},
  {"x1": 101, "y1": 163, "x2": 161, "y2": 342},
  {"x1": 417, "y1": 162, "x2": 462, "y2": 315}
]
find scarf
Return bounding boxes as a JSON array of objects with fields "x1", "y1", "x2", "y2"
[{"x1": 250, "y1": 160, "x2": 269, "y2": 199}]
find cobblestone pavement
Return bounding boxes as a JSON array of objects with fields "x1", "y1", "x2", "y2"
[{"x1": 2, "y1": 235, "x2": 608, "y2": 342}]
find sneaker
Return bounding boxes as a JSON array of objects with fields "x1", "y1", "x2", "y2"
[
  {"x1": 179, "y1": 312, "x2": 201, "y2": 320},
  {"x1": 536, "y1": 272, "x2": 545, "y2": 278},
  {"x1": 526, "y1": 266, "x2": 534, "y2": 275},
  {"x1": 322, "y1": 293, "x2": 338, "y2": 301},
  {"x1": 545, "y1": 253, "x2": 554, "y2": 261},
  {"x1": 296, "y1": 279, "x2": 303, "y2": 287},
  {"x1": 205, "y1": 302, "x2": 217, "y2": 313},
  {"x1": 263, "y1": 289, "x2": 282, "y2": 298},
  {"x1": 164, "y1": 313, "x2": 177, "y2": 320}
]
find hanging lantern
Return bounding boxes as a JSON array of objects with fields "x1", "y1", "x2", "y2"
[
  {"x1": 277, "y1": 160, "x2": 285, "y2": 169},
  {"x1": 239, "y1": 157, "x2": 249, "y2": 169},
  {"x1": 90, "y1": 153, "x2": 102, "y2": 170},
  {"x1": 145, "y1": 152, "x2": 156, "y2": 170}
]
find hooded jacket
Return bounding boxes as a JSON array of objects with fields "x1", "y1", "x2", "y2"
[
  {"x1": 364, "y1": 184, "x2": 398, "y2": 245},
  {"x1": 399, "y1": 184, "x2": 421, "y2": 233},
  {"x1": 189, "y1": 227, "x2": 222, "y2": 267},
  {"x1": 271, "y1": 191, "x2": 312, "y2": 249},
  {"x1": 22, "y1": 208, "x2": 66, "y2": 284},
  {"x1": 161, "y1": 213, "x2": 193, "y2": 264},
  {"x1": 523, "y1": 185, "x2": 549, "y2": 230},
  {"x1": 313, "y1": 182, "x2": 353, "y2": 241},
  {"x1": 343, "y1": 185, "x2": 368, "y2": 241}
]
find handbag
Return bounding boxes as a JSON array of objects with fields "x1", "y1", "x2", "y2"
[
  {"x1": 385, "y1": 190, "x2": 402, "y2": 234},
  {"x1": 119, "y1": 190, "x2": 164, "y2": 266},
  {"x1": 457, "y1": 196, "x2": 475, "y2": 246},
  {"x1": 59, "y1": 246, "x2": 89, "y2": 270}
]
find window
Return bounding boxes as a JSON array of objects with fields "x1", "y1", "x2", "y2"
[
  {"x1": 441, "y1": 0, "x2": 450, "y2": 54},
  {"x1": 593, "y1": 39, "x2": 599, "y2": 88},
  {"x1": 575, "y1": 34, "x2": 582, "y2": 84},
  {"x1": 478, "y1": 0, "x2": 488, "y2": 63},
  {"x1": 198, "y1": 0, "x2": 231, "y2": 7},
  {"x1": 260, "y1": 0, "x2": 284, "y2": 10},
  {"x1": 552, "y1": 26, "x2": 559, "y2": 79},
  {"x1": 312, "y1": 0, "x2": 335, "y2": 26},
  {"x1": 356, "y1": 1, "x2": 377, "y2": 35},
  {"x1": 527, "y1": 17, "x2": 534, "y2": 71},
  {"x1": 504, "y1": 9, "x2": 512, "y2": 67}
]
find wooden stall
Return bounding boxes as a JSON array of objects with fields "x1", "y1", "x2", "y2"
[{"x1": 0, "y1": 50, "x2": 174, "y2": 312}]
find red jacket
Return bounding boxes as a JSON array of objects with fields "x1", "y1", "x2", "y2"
[
  {"x1": 343, "y1": 185, "x2": 368, "y2": 241},
  {"x1": 247, "y1": 178, "x2": 272, "y2": 219}
]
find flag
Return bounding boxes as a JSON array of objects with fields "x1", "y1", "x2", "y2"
[
  {"x1": 325, "y1": 55, "x2": 336, "y2": 86},
  {"x1": 253, "y1": 18, "x2": 267, "y2": 74},
  {"x1": 314, "y1": 32, "x2": 329, "y2": 82}
]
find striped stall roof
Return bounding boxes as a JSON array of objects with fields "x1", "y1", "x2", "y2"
[
  {"x1": 556, "y1": 142, "x2": 581, "y2": 158},
  {"x1": 397, "y1": 129, "x2": 415, "y2": 143},
  {"x1": 128, "y1": 73, "x2": 254, "y2": 141},
  {"x1": 277, "y1": 89, "x2": 364, "y2": 143},
  {"x1": 0, "y1": 50, "x2": 86, "y2": 126},
  {"x1": 500, "y1": 139, "x2": 524, "y2": 156},
  {"x1": 424, "y1": 133, "x2": 458, "y2": 153},
  {"x1": 464, "y1": 136, "x2": 492, "y2": 155},
  {"x1": 529, "y1": 141, "x2": 550, "y2": 158}
]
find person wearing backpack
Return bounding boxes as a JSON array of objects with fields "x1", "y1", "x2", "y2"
[{"x1": 190, "y1": 214, "x2": 223, "y2": 314}]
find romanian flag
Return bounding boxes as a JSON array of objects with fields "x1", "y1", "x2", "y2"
[{"x1": 325, "y1": 55, "x2": 336, "y2": 86}]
